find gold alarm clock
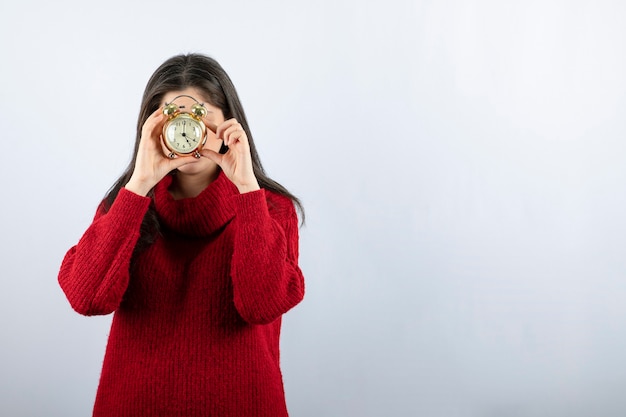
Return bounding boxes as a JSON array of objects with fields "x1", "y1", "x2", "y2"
[{"x1": 162, "y1": 95, "x2": 208, "y2": 158}]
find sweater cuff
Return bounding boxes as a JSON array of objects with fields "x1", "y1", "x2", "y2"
[
  {"x1": 233, "y1": 189, "x2": 268, "y2": 223},
  {"x1": 106, "y1": 187, "x2": 152, "y2": 230}
]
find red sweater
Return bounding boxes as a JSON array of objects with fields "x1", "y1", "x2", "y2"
[{"x1": 58, "y1": 172, "x2": 305, "y2": 417}]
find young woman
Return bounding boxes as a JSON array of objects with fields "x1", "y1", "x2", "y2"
[{"x1": 58, "y1": 53, "x2": 305, "y2": 417}]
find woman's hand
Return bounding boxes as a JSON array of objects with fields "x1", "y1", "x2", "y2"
[
  {"x1": 201, "y1": 118, "x2": 260, "y2": 194},
  {"x1": 125, "y1": 108, "x2": 200, "y2": 196}
]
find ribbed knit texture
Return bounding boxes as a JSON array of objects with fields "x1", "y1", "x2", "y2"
[{"x1": 58, "y1": 171, "x2": 305, "y2": 417}]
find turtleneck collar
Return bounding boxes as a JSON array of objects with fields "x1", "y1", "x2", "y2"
[{"x1": 153, "y1": 171, "x2": 239, "y2": 237}]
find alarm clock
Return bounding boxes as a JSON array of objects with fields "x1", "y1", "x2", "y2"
[{"x1": 161, "y1": 95, "x2": 208, "y2": 158}]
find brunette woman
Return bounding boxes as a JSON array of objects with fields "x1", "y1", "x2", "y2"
[{"x1": 58, "y1": 53, "x2": 305, "y2": 417}]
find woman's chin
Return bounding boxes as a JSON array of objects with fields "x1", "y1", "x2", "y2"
[{"x1": 176, "y1": 157, "x2": 215, "y2": 175}]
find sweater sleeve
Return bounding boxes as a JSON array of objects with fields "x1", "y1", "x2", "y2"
[
  {"x1": 230, "y1": 190, "x2": 305, "y2": 325},
  {"x1": 58, "y1": 188, "x2": 151, "y2": 316}
]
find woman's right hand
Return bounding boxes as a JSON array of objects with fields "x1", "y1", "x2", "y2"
[{"x1": 125, "y1": 108, "x2": 199, "y2": 196}]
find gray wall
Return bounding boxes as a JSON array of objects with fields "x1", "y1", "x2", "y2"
[{"x1": 1, "y1": 1, "x2": 626, "y2": 416}]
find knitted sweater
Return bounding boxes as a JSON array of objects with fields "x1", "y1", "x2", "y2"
[{"x1": 58, "y1": 171, "x2": 305, "y2": 417}]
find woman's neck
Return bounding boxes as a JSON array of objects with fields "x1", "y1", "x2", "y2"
[{"x1": 169, "y1": 168, "x2": 220, "y2": 200}]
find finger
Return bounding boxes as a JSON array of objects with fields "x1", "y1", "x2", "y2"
[
  {"x1": 142, "y1": 109, "x2": 166, "y2": 139},
  {"x1": 200, "y1": 148, "x2": 223, "y2": 166},
  {"x1": 150, "y1": 106, "x2": 165, "y2": 119},
  {"x1": 167, "y1": 154, "x2": 201, "y2": 171},
  {"x1": 222, "y1": 124, "x2": 246, "y2": 147},
  {"x1": 215, "y1": 118, "x2": 240, "y2": 140},
  {"x1": 146, "y1": 107, "x2": 165, "y2": 126},
  {"x1": 159, "y1": 135, "x2": 174, "y2": 157}
]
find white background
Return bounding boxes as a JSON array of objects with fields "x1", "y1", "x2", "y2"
[{"x1": 1, "y1": 1, "x2": 626, "y2": 416}]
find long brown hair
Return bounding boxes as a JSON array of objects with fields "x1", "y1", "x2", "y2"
[{"x1": 103, "y1": 53, "x2": 303, "y2": 249}]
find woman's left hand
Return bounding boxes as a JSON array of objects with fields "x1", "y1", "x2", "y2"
[{"x1": 201, "y1": 118, "x2": 261, "y2": 193}]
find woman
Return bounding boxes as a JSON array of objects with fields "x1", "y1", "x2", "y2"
[{"x1": 58, "y1": 53, "x2": 305, "y2": 417}]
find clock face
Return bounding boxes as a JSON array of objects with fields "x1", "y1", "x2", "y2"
[{"x1": 164, "y1": 114, "x2": 205, "y2": 154}]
